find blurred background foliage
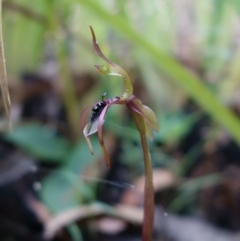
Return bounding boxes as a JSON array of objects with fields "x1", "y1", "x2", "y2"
[{"x1": 2, "y1": 0, "x2": 240, "y2": 240}]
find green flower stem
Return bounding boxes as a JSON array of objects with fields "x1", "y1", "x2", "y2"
[{"x1": 140, "y1": 132, "x2": 154, "y2": 241}]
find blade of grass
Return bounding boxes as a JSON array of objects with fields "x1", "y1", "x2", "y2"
[
  {"x1": 0, "y1": 0, "x2": 11, "y2": 130},
  {"x1": 67, "y1": 224, "x2": 83, "y2": 241},
  {"x1": 229, "y1": 0, "x2": 240, "y2": 16},
  {"x1": 76, "y1": 0, "x2": 240, "y2": 145},
  {"x1": 219, "y1": 46, "x2": 240, "y2": 101},
  {"x1": 46, "y1": 0, "x2": 80, "y2": 140}
]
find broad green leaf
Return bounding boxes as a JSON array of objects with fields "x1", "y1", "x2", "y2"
[
  {"x1": 4, "y1": 124, "x2": 70, "y2": 162},
  {"x1": 65, "y1": 138, "x2": 102, "y2": 173},
  {"x1": 41, "y1": 171, "x2": 80, "y2": 212},
  {"x1": 40, "y1": 138, "x2": 101, "y2": 213},
  {"x1": 40, "y1": 170, "x2": 94, "y2": 212}
]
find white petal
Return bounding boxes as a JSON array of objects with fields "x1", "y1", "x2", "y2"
[{"x1": 83, "y1": 119, "x2": 99, "y2": 137}]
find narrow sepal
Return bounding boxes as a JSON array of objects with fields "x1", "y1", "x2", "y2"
[
  {"x1": 127, "y1": 96, "x2": 159, "y2": 132},
  {"x1": 100, "y1": 143, "x2": 111, "y2": 169},
  {"x1": 90, "y1": 26, "x2": 133, "y2": 100},
  {"x1": 85, "y1": 136, "x2": 94, "y2": 155}
]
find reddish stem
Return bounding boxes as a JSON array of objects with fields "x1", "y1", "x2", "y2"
[
  {"x1": 128, "y1": 102, "x2": 155, "y2": 241},
  {"x1": 140, "y1": 133, "x2": 154, "y2": 241}
]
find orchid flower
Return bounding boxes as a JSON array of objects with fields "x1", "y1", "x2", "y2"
[
  {"x1": 82, "y1": 26, "x2": 159, "y2": 168},
  {"x1": 81, "y1": 26, "x2": 159, "y2": 241}
]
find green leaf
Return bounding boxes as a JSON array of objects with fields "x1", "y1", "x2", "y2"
[
  {"x1": 40, "y1": 170, "x2": 94, "y2": 212},
  {"x1": 67, "y1": 224, "x2": 83, "y2": 241},
  {"x1": 65, "y1": 137, "x2": 102, "y2": 173},
  {"x1": 3, "y1": 0, "x2": 46, "y2": 75},
  {"x1": 40, "y1": 171, "x2": 80, "y2": 212},
  {"x1": 168, "y1": 173, "x2": 222, "y2": 212},
  {"x1": 229, "y1": 0, "x2": 240, "y2": 16},
  {"x1": 40, "y1": 138, "x2": 102, "y2": 213},
  {"x1": 156, "y1": 113, "x2": 200, "y2": 144},
  {"x1": 4, "y1": 124, "x2": 70, "y2": 163}
]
